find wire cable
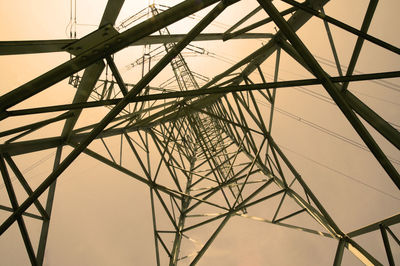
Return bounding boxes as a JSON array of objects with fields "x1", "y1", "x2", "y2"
[{"x1": 279, "y1": 144, "x2": 400, "y2": 201}]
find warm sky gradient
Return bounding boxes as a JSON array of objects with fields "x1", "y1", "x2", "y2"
[{"x1": 0, "y1": 0, "x2": 399, "y2": 265}]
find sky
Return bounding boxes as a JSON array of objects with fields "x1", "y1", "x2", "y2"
[{"x1": 0, "y1": 0, "x2": 399, "y2": 265}]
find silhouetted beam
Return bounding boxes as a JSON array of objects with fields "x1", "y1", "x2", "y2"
[
  {"x1": 0, "y1": 137, "x2": 64, "y2": 156},
  {"x1": 100, "y1": 0, "x2": 125, "y2": 27},
  {"x1": 223, "y1": 6, "x2": 297, "y2": 41},
  {"x1": 0, "y1": 33, "x2": 273, "y2": 56},
  {"x1": 4, "y1": 70, "x2": 399, "y2": 118},
  {"x1": 0, "y1": 40, "x2": 72, "y2": 55},
  {"x1": 347, "y1": 213, "x2": 400, "y2": 238},
  {"x1": 0, "y1": 112, "x2": 73, "y2": 138}
]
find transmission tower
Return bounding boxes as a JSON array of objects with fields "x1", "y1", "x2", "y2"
[{"x1": 0, "y1": 0, "x2": 399, "y2": 265}]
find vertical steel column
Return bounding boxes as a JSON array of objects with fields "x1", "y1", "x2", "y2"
[
  {"x1": 36, "y1": 146, "x2": 63, "y2": 266},
  {"x1": 379, "y1": 224, "x2": 395, "y2": 266},
  {"x1": 333, "y1": 238, "x2": 346, "y2": 266},
  {"x1": 169, "y1": 158, "x2": 195, "y2": 266}
]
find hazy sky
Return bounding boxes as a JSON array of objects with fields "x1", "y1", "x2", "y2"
[{"x1": 0, "y1": 0, "x2": 399, "y2": 265}]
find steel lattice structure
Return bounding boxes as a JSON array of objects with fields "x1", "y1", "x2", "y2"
[{"x1": 0, "y1": 0, "x2": 399, "y2": 265}]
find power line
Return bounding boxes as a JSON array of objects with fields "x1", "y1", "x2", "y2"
[
  {"x1": 279, "y1": 144, "x2": 400, "y2": 201},
  {"x1": 256, "y1": 100, "x2": 400, "y2": 166}
]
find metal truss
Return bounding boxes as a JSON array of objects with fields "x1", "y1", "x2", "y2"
[{"x1": 0, "y1": 0, "x2": 399, "y2": 265}]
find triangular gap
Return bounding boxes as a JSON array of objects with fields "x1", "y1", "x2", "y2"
[
  {"x1": 180, "y1": 212, "x2": 230, "y2": 262},
  {"x1": 0, "y1": 222, "x2": 31, "y2": 265},
  {"x1": 155, "y1": 230, "x2": 174, "y2": 263},
  {"x1": 184, "y1": 196, "x2": 229, "y2": 230},
  {"x1": 152, "y1": 187, "x2": 180, "y2": 233},
  {"x1": 231, "y1": 91, "x2": 264, "y2": 133},
  {"x1": 1, "y1": 113, "x2": 73, "y2": 144},
  {"x1": 2, "y1": 154, "x2": 49, "y2": 221},
  {"x1": 122, "y1": 131, "x2": 152, "y2": 180},
  {"x1": 0, "y1": 149, "x2": 58, "y2": 208},
  {"x1": 273, "y1": 42, "x2": 315, "y2": 81}
]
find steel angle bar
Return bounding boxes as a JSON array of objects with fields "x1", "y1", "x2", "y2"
[
  {"x1": 385, "y1": 226, "x2": 400, "y2": 247},
  {"x1": 123, "y1": 132, "x2": 151, "y2": 180},
  {"x1": 150, "y1": 188, "x2": 161, "y2": 266},
  {"x1": 223, "y1": 6, "x2": 262, "y2": 35},
  {"x1": 321, "y1": 7, "x2": 343, "y2": 77},
  {"x1": 257, "y1": 0, "x2": 400, "y2": 189},
  {"x1": 344, "y1": 91, "x2": 400, "y2": 150},
  {"x1": 223, "y1": 6, "x2": 297, "y2": 41},
  {"x1": 232, "y1": 137, "x2": 268, "y2": 208},
  {"x1": 186, "y1": 116, "x2": 233, "y2": 209},
  {"x1": 347, "y1": 213, "x2": 400, "y2": 238},
  {"x1": 333, "y1": 238, "x2": 346, "y2": 266},
  {"x1": 36, "y1": 146, "x2": 62, "y2": 266},
  {"x1": 234, "y1": 178, "x2": 274, "y2": 210},
  {"x1": 237, "y1": 213, "x2": 334, "y2": 238},
  {"x1": 100, "y1": 0, "x2": 125, "y2": 27},
  {"x1": 105, "y1": 55, "x2": 128, "y2": 96},
  {"x1": 0, "y1": 205, "x2": 43, "y2": 220},
  {"x1": 0, "y1": 137, "x2": 64, "y2": 156},
  {"x1": 273, "y1": 208, "x2": 307, "y2": 223},
  {"x1": 279, "y1": 0, "x2": 400, "y2": 55},
  {"x1": 341, "y1": 0, "x2": 378, "y2": 91},
  {"x1": 238, "y1": 189, "x2": 285, "y2": 210},
  {"x1": 345, "y1": 238, "x2": 383, "y2": 265},
  {"x1": 0, "y1": 39, "x2": 74, "y2": 55}
]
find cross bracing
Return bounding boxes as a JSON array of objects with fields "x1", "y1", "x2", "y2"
[{"x1": 0, "y1": 0, "x2": 399, "y2": 265}]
